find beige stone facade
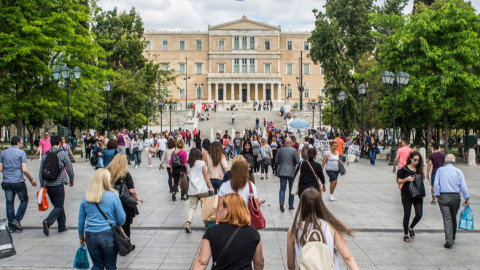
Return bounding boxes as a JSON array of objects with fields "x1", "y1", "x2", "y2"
[{"x1": 144, "y1": 16, "x2": 324, "y2": 104}]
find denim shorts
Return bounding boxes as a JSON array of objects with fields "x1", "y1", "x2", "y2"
[{"x1": 326, "y1": 170, "x2": 339, "y2": 182}]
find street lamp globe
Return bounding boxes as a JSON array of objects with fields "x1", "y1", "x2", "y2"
[
  {"x1": 73, "y1": 66, "x2": 82, "y2": 80},
  {"x1": 60, "y1": 66, "x2": 69, "y2": 80},
  {"x1": 358, "y1": 83, "x2": 367, "y2": 95},
  {"x1": 52, "y1": 68, "x2": 61, "y2": 81},
  {"x1": 338, "y1": 91, "x2": 346, "y2": 101},
  {"x1": 382, "y1": 71, "x2": 395, "y2": 85},
  {"x1": 104, "y1": 80, "x2": 111, "y2": 92},
  {"x1": 396, "y1": 71, "x2": 410, "y2": 85},
  {"x1": 318, "y1": 100, "x2": 323, "y2": 107}
]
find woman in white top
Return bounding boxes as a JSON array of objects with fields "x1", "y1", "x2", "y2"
[
  {"x1": 218, "y1": 158, "x2": 258, "y2": 207},
  {"x1": 131, "y1": 134, "x2": 143, "y2": 168},
  {"x1": 185, "y1": 148, "x2": 214, "y2": 233},
  {"x1": 144, "y1": 133, "x2": 155, "y2": 167},
  {"x1": 157, "y1": 133, "x2": 168, "y2": 169},
  {"x1": 321, "y1": 141, "x2": 340, "y2": 201},
  {"x1": 287, "y1": 188, "x2": 358, "y2": 270}
]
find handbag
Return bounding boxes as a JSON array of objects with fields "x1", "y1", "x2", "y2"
[
  {"x1": 201, "y1": 193, "x2": 218, "y2": 222},
  {"x1": 260, "y1": 147, "x2": 272, "y2": 166},
  {"x1": 36, "y1": 187, "x2": 49, "y2": 211},
  {"x1": 338, "y1": 161, "x2": 346, "y2": 175},
  {"x1": 95, "y1": 204, "x2": 135, "y2": 256},
  {"x1": 115, "y1": 178, "x2": 137, "y2": 208},
  {"x1": 179, "y1": 172, "x2": 189, "y2": 201},
  {"x1": 291, "y1": 161, "x2": 303, "y2": 195},
  {"x1": 89, "y1": 154, "x2": 99, "y2": 167},
  {"x1": 0, "y1": 219, "x2": 16, "y2": 259},
  {"x1": 248, "y1": 181, "x2": 266, "y2": 229},
  {"x1": 408, "y1": 174, "x2": 426, "y2": 199},
  {"x1": 212, "y1": 227, "x2": 241, "y2": 267}
]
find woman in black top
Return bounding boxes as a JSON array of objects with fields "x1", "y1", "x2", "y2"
[
  {"x1": 367, "y1": 135, "x2": 378, "y2": 166},
  {"x1": 240, "y1": 140, "x2": 255, "y2": 184},
  {"x1": 295, "y1": 148, "x2": 326, "y2": 197},
  {"x1": 84, "y1": 133, "x2": 94, "y2": 161},
  {"x1": 397, "y1": 151, "x2": 424, "y2": 242},
  {"x1": 193, "y1": 193, "x2": 264, "y2": 270}
]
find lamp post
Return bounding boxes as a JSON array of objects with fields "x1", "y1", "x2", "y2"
[
  {"x1": 168, "y1": 100, "x2": 177, "y2": 132},
  {"x1": 184, "y1": 57, "x2": 191, "y2": 109},
  {"x1": 318, "y1": 100, "x2": 323, "y2": 130},
  {"x1": 358, "y1": 83, "x2": 367, "y2": 157},
  {"x1": 382, "y1": 71, "x2": 410, "y2": 165},
  {"x1": 299, "y1": 50, "x2": 304, "y2": 110},
  {"x1": 308, "y1": 102, "x2": 316, "y2": 128},
  {"x1": 338, "y1": 91, "x2": 346, "y2": 136},
  {"x1": 104, "y1": 81, "x2": 111, "y2": 137},
  {"x1": 52, "y1": 65, "x2": 82, "y2": 143},
  {"x1": 329, "y1": 98, "x2": 334, "y2": 132},
  {"x1": 145, "y1": 99, "x2": 151, "y2": 133},
  {"x1": 281, "y1": 83, "x2": 291, "y2": 100},
  {"x1": 158, "y1": 99, "x2": 164, "y2": 133}
]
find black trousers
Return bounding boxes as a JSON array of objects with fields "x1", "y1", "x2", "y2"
[
  {"x1": 253, "y1": 155, "x2": 259, "y2": 172},
  {"x1": 401, "y1": 193, "x2": 423, "y2": 235},
  {"x1": 172, "y1": 166, "x2": 186, "y2": 193}
]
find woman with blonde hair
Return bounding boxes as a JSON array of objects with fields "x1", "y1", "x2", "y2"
[
  {"x1": 78, "y1": 169, "x2": 126, "y2": 269},
  {"x1": 206, "y1": 141, "x2": 228, "y2": 193},
  {"x1": 193, "y1": 193, "x2": 264, "y2": 270},
  {"x1": 106, "y1": 154, "x2": 143, "y2": 239},
  {"x1": 287, "y1": 188, "x2": 358, "y2": 270}
]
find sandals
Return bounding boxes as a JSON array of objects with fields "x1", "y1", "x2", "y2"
[
  {"x1": 404, "y1": 235, "x2": 410, "y2": 242},
  {"x1": 409, "y1": 228, "x2": 415, "y2": 239}
]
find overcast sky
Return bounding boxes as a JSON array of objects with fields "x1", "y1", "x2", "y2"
[{"x1": 97, "y1": 0, "x2": 480, "y2": 31}]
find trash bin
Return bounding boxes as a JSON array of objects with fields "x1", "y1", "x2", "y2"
[
  {"x1": 463, "y1": 135, "x2": 477, "y2": 150},
  {"x1": 70, "y1": 137, "x2": 78, "y2": 147}
]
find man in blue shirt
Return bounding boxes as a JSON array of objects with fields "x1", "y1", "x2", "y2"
[
  {"x1": 433, "y1": 154, "x2": 470, "y2": 249},
  {"x1": 0, "y1": 136, "x2": 37, "y2": 232}
]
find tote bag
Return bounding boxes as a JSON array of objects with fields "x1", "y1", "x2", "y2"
[
  {"x1": 248, "y1": 181, "x2": 265, "y2": 229},
  {"x1": 201, "y1": 194, "x2": 218, "y2": 222}
]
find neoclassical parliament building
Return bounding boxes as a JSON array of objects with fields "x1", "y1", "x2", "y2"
[{"x1": 143, "y1": 16, "x2": 325, "y2": 104}]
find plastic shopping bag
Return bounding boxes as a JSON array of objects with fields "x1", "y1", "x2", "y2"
[
  {"x1": 458, "y1": 205, "x2": 474, "y2": 230},
  {"x1": 73, "y1": 245, "x2": 90, "y2": 269},
  {"x1": 36, "y1": 188, "x2": 49, "y2": 211},
  {"x1": 0, "y1": 219, "x2": 16, "y2": 259}
]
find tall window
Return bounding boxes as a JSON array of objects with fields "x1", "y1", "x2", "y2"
[
  {"x1": 219, "y1": 63, "x2": 225, "y2": 73},
  {"x1": 264, "y1": 63, "x2": 271, "y2": 73},
  {"x1": 162, "y1": 40, "x2": 168, "y2": 50},
  {"x1": 196, "y1": 63, "x2": 202, "y2": 74},
  {"x1": 145, "y1": 40, "x2": 151, "y2": 51},
  {"x1": 179, "y1": 40, "x2": 185, "y2": 50},
  {"x1": 287, "y1": 88, "x2": 293, "y2": 98},
  {"x1": 249, "y1": 59, "x2": 255, "y2": 72},
  {"x1": 234, "y1": 59, "x2": 240, "y2": 73},
  {"x1": 234, "y1": 36, "x2": 239, "y2": 50},
  {"x1": 179, "y1": 63, "x2": 185, "y2": 75},
  {"x1": 242, "y1": 59, "x2": 247, "y2": 73},
  {"x1": 179, "y1": 88, "x2": 185, "y2": 98},
  {"x1": 304, "y1": 88, "x2": 310, "y2": 98},
  {"x1": 304, "y1": 41, "x2": 309, "y2": 50},
  {"x1": 219, "y1": 40, "x2": 225, "y2": 50},
  {"x1": 286, "y1": 64, "x2": 293, "y2": 74},
  {"x1": 250, "y1": 37, "x2": 255, "y2": 49},
  {"x1": 320, "y1": 67, "x2": 324, "y2": 74},
  {"x1": 287, "y1": 40, "x2": 293, "y2": 50},
  {"x1": 264, "y1": 40, "x2": 270, "y2": 50},
  {"x1": 196, "y1": 40, "x2": 202, "y2": 50},
  {"x1": 303, "y1": 64, "x2": 310, "y2": 75},
  {"x1": 242, "y1": 36, "x2": 247, "y2": 50}
]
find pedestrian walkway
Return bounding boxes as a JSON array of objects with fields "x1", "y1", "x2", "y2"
[{"x1": 0, "y1": 155, "x2": 479, "y2": 269}]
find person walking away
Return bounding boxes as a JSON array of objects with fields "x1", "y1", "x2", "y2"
[
  {"x1": 131, "y1": 134, "x2": 143, "y2": 168},
  {"x1": 393, "y1": 138, "x2": 413, "y2": 174},
  {"x1": 433, "y1": 154, "x2": 470, "y2": 248},
  {"x1": 287, "y1": 188, "x2": 359, "y2": 270},
  {"x1": 78, "y1": 169, "x2": 126, "y2": 269},
  {"x1": 157, "y1": 133, "x2": 167, "y2": 169},
  {"x1": 169, "y1": 139, "x2": 187, "y2": 201},
  {"x1": 298, "y1": 136, "x2": 311, "y2": 161},
  {"x1": 231, "y1": 113, "x2": 235, "y2": 125},
  {"x1": 256, "y1": 117, "x2": 260, "y2": 130},
  {"x1": 39, "y1": 135, "x2": 74, "y2": 236},
  {"x1": 367, "y1": 135, "x2": 378, "y2": 166},
  {"x1": 0, "y1": 136, "x2": 37, "y2": 232},
  {"x1": 185, "y1": 149, "x2": 214, "y2": 233},
  {"x1": 117, "y1": 130, "x2": 126, "y2": 154},
  {"x1": 276, "y1": 138, "x2": 299, "y2": 212},
  {"x1": 160, "y1": 138, "x2": 176, "y2": 193},
  {"x1": 263, "y1": 118, "x2": 266, "y2": 127},
  {"x1": 296, "y1": 148, "x2": 326, "y2": 197},
  {"x1": 92, "y1": 136, "x2": 106, "y2": 169},
  {"x1": 31, "y1": 131, "x2": 51, "y2": 161},
  {"x1": 85, "y1": 133, "x2": 94, "y2": 162},
  {"x1": 258, "y1": 138, "x2": 273, "y2": 180},
  {"x1": 251, "y1": 134, "x2": 261, "y2": 176},
  {"x1": 206, "y1": 142, "x2": 229, "y2": 193},
  {"x1": 240, "y1": 141, "x2": 256, "y2": 184},
  {"x1": 124, "y1": 131, "x2": 132, "y2": 165},
  {"x1": 427, "y1": 143, "x2": 445, "y2": 205},
  {"x1": 102, "y1": 139, "x2": 120, "y2": 168},
  {"x1": 144, "y1": 133, "x2": 155, "y2": 168},
  {"x1": 396, "y1": 151, "x2": 424, "y2": 242},
  {"x1": 107, "y1": 154, "x2": 143, "y2": 239},
  {"x1": 218, "y1": 159, "x2": 259, "y2": 207},
  {"x1": 233, "y1": 131, "x2": 243, "y2": 157},
  {"x1": 192, "y1": 193, "x2": 264, "y2": 270},
  {"x1": 322, "y1": 141, "x2": 341, "y2": 201}
]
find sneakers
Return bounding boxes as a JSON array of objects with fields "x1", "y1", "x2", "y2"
[
  {"x1": 280, "y1": 204, "x2": 285, "y2": 212},
  {"x1": 329, "y1": 195, "x2": 338, "y2": 201},
  {"x1": 431, "y1": 200, "x2": 437, "y2": 205},
  {"x1": 42, "y1": 220, "x2": 50, "y2": 236},
  {"x1": 135, "y1": 165, "x2": 138, "y2": 169},
  {"x1": 148, "y1": 165, "x2": 152, "y2": 168},
  {"x1": 11, "y1": 219, "x2": 23, "y2": 231}
]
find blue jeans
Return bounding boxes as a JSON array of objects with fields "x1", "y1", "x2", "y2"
[
  {"x1": 133, "y1": 150, "x2": 141, "y2": 166},
  {"x1": 85, "y1": 229, "x2": 117, "y2": 270},
  {"x1": 279, "y1": 176, "x2": 294, "y2": 208},
  {"x1": 210, "y1": 179, "x2": 223, "y2": 194},
  {"x1": 369, "y1": 150, "x2": 376, "y2": 165},
  {"x1": 234, "y1": 149, "x2": 241, "y2": 157},
  {"x1": 45, "y1": 184, "x2": 66, "y2": 231},
  {"x1": 3, "y1": 182, "x2": 28, "y2": 228}
]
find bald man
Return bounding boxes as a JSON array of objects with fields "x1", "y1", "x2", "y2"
[
  {"x1": 275, "y1": 137, "x2": 299, "y2": 212},
  {"x1": 434, "y1": 154, "x2": 470, "y2": 248}
]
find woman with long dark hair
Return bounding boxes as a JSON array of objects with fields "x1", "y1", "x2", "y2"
[
  {"x1": 287, "y1": 188, "x2": 358, "y2": 270},
  {"x1": 160, "y1": 138, "x2": 176, "y2": 193},
  {"x1": 169, "y1": 139, "x2": 187, "y2": 201},
  {"x1": 251, "y1": 134, "x2": 260, "y2": 176},
  {"x1": 397, "y1": 151, "x2": 424, "y2": 242},
  {"x1": 205, "y1": 142, "x2": 228, "y2": 193},
  {"x1": 241, "y1": 140, "x2": 255, "y2": 183}
]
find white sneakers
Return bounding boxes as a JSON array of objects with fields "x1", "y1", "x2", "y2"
[
  {"x1": 329, "y1": 195, "x2": 338, "y2": 201},
  {"x1": 135, "y1": 165, "x2": 138, "y2": 169}
]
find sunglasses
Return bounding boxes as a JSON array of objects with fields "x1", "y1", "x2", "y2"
[
  {"x1": 99, "y1": 140, "x2": 103, "y2": 142},
  {"x1": 413, "y1": 159, "x2": 419, "y2": 162}
]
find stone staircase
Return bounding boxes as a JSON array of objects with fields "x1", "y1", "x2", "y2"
[{"x1": 197, "y1": 109, "x2": 286, "y2": 137}]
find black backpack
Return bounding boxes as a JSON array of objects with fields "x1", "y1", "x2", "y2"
[
  {"x1": 42, "y1": 150, "x2": 62, "y2": 181},
  {"x1": 171, "y1": 151, "x2": 182, "y2": 168}
]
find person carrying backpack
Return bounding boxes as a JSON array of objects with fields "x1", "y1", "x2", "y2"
[
  {"x1": 39, "y1": 135, "x2": 74, "y2": 236},
  {"x1": 287, "y1": 188, "x2": 358, "y2": 270}
]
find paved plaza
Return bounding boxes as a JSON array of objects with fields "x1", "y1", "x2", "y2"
[{"x1": 0, "y1": 152, "x2": 479, "y2": 269}]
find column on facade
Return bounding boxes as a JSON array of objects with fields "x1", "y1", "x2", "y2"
[
  {"x1": 247, "y1": 83, "x2": 251, "y2": 102},
  {"x1": 223, "y1": 83, "x2": 226, "y2": 102},
  {"x1": 231, "y1": 82, "x2": 235, "y2": 101},
  {"x1": 277, "y1": 83, "x2": 282, "y2": 102},
  {"x1": 263, "y1": 82, "x2": 267, "y2": 101},
  {"x1": 208, "y1": 83, "x2": 212, "y2": 102},
  {"x1": 255, "y1": 83, "x2": 258, "y2": 101}
]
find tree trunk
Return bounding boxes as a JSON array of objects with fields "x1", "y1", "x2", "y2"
[
  {"x1": 443, "y1": 110, "x2": 449, "y2": 154},
  {"x1": 427, "y1": 123, "x2": 433, "y2": 152},
  {"x1": 16, "y1": 116, "x2": 23, "y2": 137},
  {"x1": 414, "y1": 128, "x2": 422, "y2": 145},
  {"x1": 26, "y1": 126, "x2": 34, "y2": 155}
]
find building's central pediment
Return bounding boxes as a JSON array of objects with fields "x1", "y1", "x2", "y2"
[{"x1": 209, "y1": 15, "x2": 280, "y2": 31}]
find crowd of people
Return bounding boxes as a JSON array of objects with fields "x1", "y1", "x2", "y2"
[{"x1": 0, "y1": 115, "x2": 473, "y2": 269}]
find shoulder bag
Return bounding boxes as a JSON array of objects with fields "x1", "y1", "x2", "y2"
[
  {"x1": 115, "y1": 177, "x2": 137, "y2": 208},
  {"x1": 179, "y1": 172, "x2": 189, "y2": 201},
  {"x1": 260, "y1": 146, "x2": 271, "y2": 166},
  {"x1": 291, "y1": 161, "x2": 303, "y2": 195},
  {"x1": 94, "y1": 204, "x2": 134, "y2": 256},
  {"x1": 409, "y1": 174, "x2": 426, "y2": 199},
  {"x1": 338, "y1": 154, "x2": 346, "y2": 176},
  {"x1": 306, "y1": 161, "x2": 322, "y2": 191},
  {"x1": 248, "y1": 181, "x2": 266, "y2": 230},
  {"x1": 212, "y1": 226, "x2": 241, "y2": 267}
]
